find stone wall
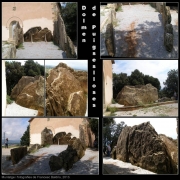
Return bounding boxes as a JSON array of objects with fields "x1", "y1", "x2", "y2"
[
  {"x1": 79, "y1": 118, "x2": 95, "y2": 148},
  {"x1": 2, "y1": 41, "x2": 16, "y2": 59},
  {"x1": 105, "y1": 9, "x2": 116, "y2": 57},
  {"x1": 161, "y1": 3, "x2": 173, "y2": 52},
  {"x1": 53, "y1": 3, "x2": 76, "y2": 58}
]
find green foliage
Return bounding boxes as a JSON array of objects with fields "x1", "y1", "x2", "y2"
[
  {"x1": 113, "y1": 69, "x2": 161, "y2": 99},
  {"x1": 5, "y1": 60, "x2": 44, "y2": 96},
  {"x1": 106, "y1": 106, "x2": 117, "y2": 115},
  {"x1": 112, "y1": 98, "x2": 116, "y2": 104},
  {"x1": 5, "y1": 61, "x2": 25, "y2": 96},
  {"x1": 113, "y1": 72, "x2": 129, "y2": 99},
  {"x1": 17, "y1": 43, "x2": 25, "y2": 49},
  {"x1": 129, "y1": 69, "x2": 144, "y2": 85},
  {"x1": 88, "y1": 118, "x2": 99, "y2": 138},
  {"x1": 162, "y1": 69, "x2": 178, "y2": 98},
  {"x1": 144, "y1": 75, "x2": 161, "y2": 91},
  {"x1": 24, "y1": 60, "x2": 44, "y2": 76},
  {"x1": 6, "y1": 95, "x2": 13, "y2": 104},
  {"x1": 103, "y1": 121, "x2": 127, "y2": 148},
  {"x1": 61, "y1": 2, "x2": 77, "y2": 43},
  {"x1": 20, "y1": 125, "x2": 30, "y2": 146},
  {"x1": 116, "y1": 6, "x2": 123, "y2": 12},
  {"x1": 103, "y1": 118, "x2": 114, "y2": 127}
]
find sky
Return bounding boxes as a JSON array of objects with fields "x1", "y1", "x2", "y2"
[
  {"x1": 112, "y1": 60, "x2": 178, "y2": 89},
  {"x1": 5, "y1": 60, "x2": 88, "y2": 71},
  {"x1": 2, "y1": 118, "x2": 30, "y2": 142},
  {"x1": 45, "y1": 60, "x2": 87, "y2": 70},
  {"x1": 114, "y1": 118, "x2": 177, "y2": 139}
]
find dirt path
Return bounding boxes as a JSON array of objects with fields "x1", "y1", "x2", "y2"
[
  {"x1": 114, "y1": 103, "x2": 178, "y2": 116},
  {"x1": 100, "y1": 4, "x2": 178, "y2": 58}
]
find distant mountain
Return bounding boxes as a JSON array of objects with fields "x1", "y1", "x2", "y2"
[
  {"x1": 45, "y1": 65, "x2": 87, "y2": 72},
  {"x1": 2, "y1": 139, "x2": 20, "y2": 145}
]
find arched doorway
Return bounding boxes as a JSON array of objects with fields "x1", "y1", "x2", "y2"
[
  {"x1": 41, "y1": 128, "x2": 53, "y2": 145},
  {"x1": 9, "y1": 21, "x2": 18, "y2": 40}
]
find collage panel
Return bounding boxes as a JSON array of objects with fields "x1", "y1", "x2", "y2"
[
  {"x1": 102, "y1": 117, "x2": 178, "y2": 174},
  {"x1": 100, "y1": 2, "x2": 178, "y2": 58},
  {"x1": 2, "y1": 60, "x2": 45, "y2": 117},
  {"x1": 2, "y1": 2, "x2": 77, "y2": 59},
  {"x1": 2, "y1": 117, "x2": 99, "y2": 175},
  {"x1": 45, "y1": 60, "x2": 88, "y2": 117},
  {"x1": 103, "y1": 60, "x2": 178, "y2": 117}
]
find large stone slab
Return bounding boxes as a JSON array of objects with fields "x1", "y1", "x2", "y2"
[{"x1": 116, "y1": 84, "x2": 158, "y2": 106}]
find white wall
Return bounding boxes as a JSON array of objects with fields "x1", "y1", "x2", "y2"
[
  {"x1": 2, "y1": 60, "x2": 7, "y2": 116},
  {"x1": 105, "y1": 75, "x2": 113, "y2": 106}
]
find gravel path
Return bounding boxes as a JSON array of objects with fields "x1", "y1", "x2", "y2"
[
  {"x1": 16, "y1": 42, "x2": 66, "y2": 59},
  {"x1": 2, "y1": 145, "x2": 99, "y2": 175},
  {"x1": 114, "y1": 103, "x2": 178, "y2": 116},
  {"x1": 6, "y1": 101, "x2": 38, "y2": 116},
  {"x1": 103, "y1": 157, "x2": 156, "y2": 174},
  {"x1": 100, "y1": 4, "x2": 178, "y2": 58}
]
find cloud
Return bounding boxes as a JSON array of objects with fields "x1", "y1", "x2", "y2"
[
  {"x1": 112, "y1": 60, "x2": 178, "y2": 89},
  {"x1": 45, "y1": 60, "x2": 88, "y2": 70},
  {"x1": 2, "y1": 118, "x2": 30, "y2": 140},
  {"x1": 114, "y1": 118, "x2": 177, "y2": 139}
]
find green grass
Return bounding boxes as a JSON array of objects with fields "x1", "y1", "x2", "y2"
[
  {"x1": 43, "y1": 144, "x2": 50, "y2": 148},
  {"x1": 133, "y1": 114, "x2": 137, "y2": 117},
  {"x1": 116, "y1": 6, "x2": 123, "y2": 12},
  {"x1": 106, "y1": 106, "x2": 117, "y2": 114},
  {"x1": 111, "y1": 98, "x2": 116, "y2": 104},
  {"x1": 17, "y1": 43, "x2": 25, "y2": 49},
  {"x1": 6, "y1": 95, "x2": 13, "y2": 104}
]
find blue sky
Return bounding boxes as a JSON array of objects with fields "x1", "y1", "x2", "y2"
[
  {"x1": 6, "y1": 60, "x2": 88, "y2": 71},
  {"x1": 2, "y1": 118, "x2": 30, "y2": 141},
  {"x1": 112, "y1": 60, "x2": 178, "y2": 89},
  {"x1": 114, "y1": 118, "x2": 177, "y2": 139},
  {"x1": 45, "y1": 60, "x2": 88, "y2": 70}
]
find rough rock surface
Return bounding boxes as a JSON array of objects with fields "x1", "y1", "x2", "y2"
[
  {"x1": 116, "y1": 122, "x2": 177, "y2": 174},
  {"x1": 2, "y1": 42, "x2": 16, "y2": 59},
  {"x1": 72, "y1": 71, "x2": 88, "y2": 94},
  {"x1": 53, "y1": 132, "x2": 72, "y2": 145},
  {"x1": 12, "y1": 21, "x2": 23, "y2": 47},
  {"x1": 15, "y1": 76, "x2": 44, "y2": 116},
  {"x1": 41, "y1": 128, "x2": 53, "y2": 146},
  {"x1": 46, "y1": 63, "x2": 87, "y2": 116},
  {"x1": 10, "y1": 76, "x2": 36, "y2": 100},
  {"x1": 159, "y1": 134, "x2": 178, "y2": 167},
  {"x1": 49, "y1": 138, "x2": 86, "y2": 171},
  {"x1": 24, "y1": 27, "x2": 53, "y2": 42},
  {"x1": 79, "y1": 119, "x2": 95, "y2": 148},
  {"x1": 116, "y1": 83, "x2": 158, "y2": 106},
  {"x1": 11, "y1": 147, "x2": 27, "y2": 165}
]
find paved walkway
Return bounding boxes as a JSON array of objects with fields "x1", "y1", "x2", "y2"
[
  {"x1": 100, "y1": 4, "x2": 178, "y2": 58},
  {"x1": 16, "y1": 42, "x2": 66, "y2": 59},
  {"x1": 2, "y1": 145, "x2": 99, "y2": 175}
]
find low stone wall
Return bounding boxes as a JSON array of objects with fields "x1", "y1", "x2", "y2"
[
  {"x1": 10, "y1": 146, "x2": 27, "y2": 165},
  {"x1": 161, "y1": 3, "x2": 173, "y2": 52},
  {"x1": 2, "y1": 41, "x2": 16, "y2": 59},
  {"x1": 105, "y1": 9, "x2": 116, "y2": 57},
  {"x1": 53, "y1": 3, "x2": 76, "y2": 58}
]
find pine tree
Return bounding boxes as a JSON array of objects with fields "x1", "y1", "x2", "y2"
[{"x1": 20, "y1": 125, "x2": 30, "y2": 146}]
